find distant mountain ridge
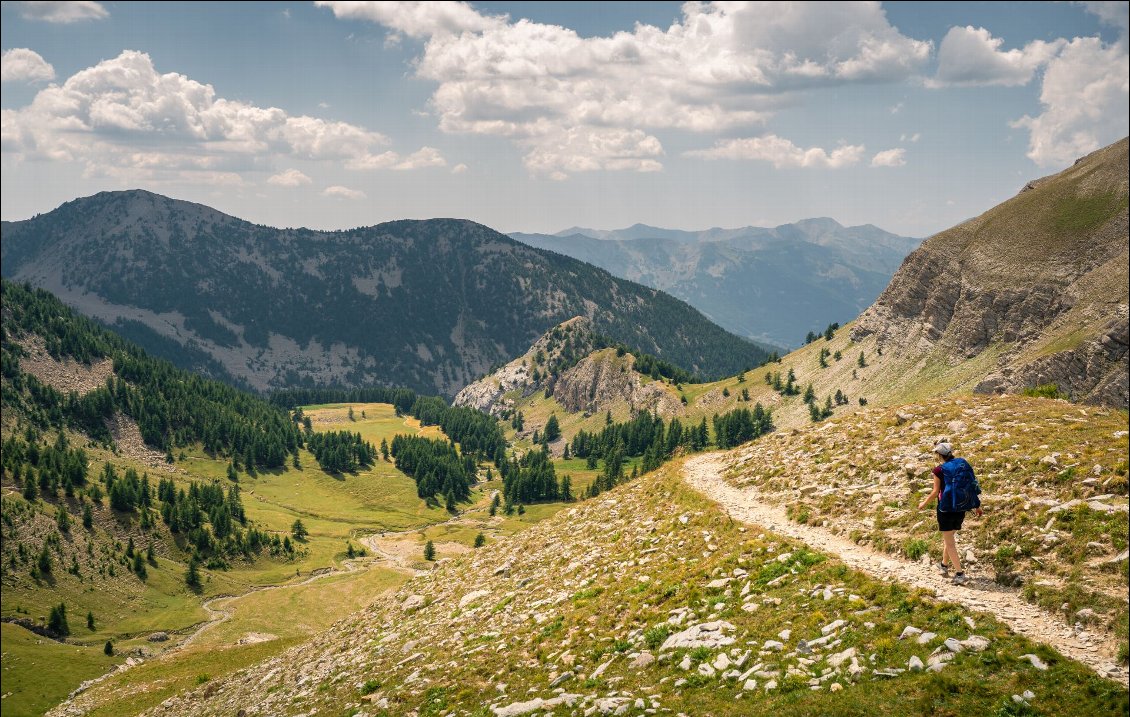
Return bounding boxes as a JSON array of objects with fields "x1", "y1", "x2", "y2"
[
  {"x1": 511, "y1": 218, "x2": 920, "y2": 348},
  {"x1": 0, "y1": 191, "x2": 765, "y2": 396}
]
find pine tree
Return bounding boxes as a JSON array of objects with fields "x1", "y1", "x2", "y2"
[
  {"x1": 48, "y1": 603, "x2": 70, "y2": 636},
  {"x1": 87, "y1": 611, "x2": 95, "y2": 631},
  {"x1": 147, "y1": 543, "x2": 157, "y2": 567},
  {"x1": 22, "y1": 473, "x2": 37, "y2": 501},
  {"x1": 423, "y1": 540, "x2": 436, "y2": 561},
  {"x1": 474, "y1": 532, "x2": 486, "y2": 548},
  {"x1": 544, "y1": 414, "x2": 561, "y2": 442},
  {"x1": 803, "y1": 383, "x2": 816, "y2": 404},
  {"x1": 56, "y1": 506, "x2": 71, "y2": 532},
  {"x1": 104, "y1": 640, "x2": 114, "y2": 656},
  {"x1": 857, "y1": 351, "x2": 867, "y2": 368},
  {"x1": 227, "y1": 462, "x2": 238, "y2": 482},
  {"x1": 37, "y1": 543, "x2": 52, "y2": 574},
  {"x1": 133, "y1": 551, "x2": 147, "y2": 579},
  {"x1": 291, "y1": 519, "x2": 308, "y2": 541},
  {"x1": 82, "y1": 503, "x2": 93, "y2": 530},
  {"x1": 380, "y1": 438, "x2": 389, "y2": 461},
  {"x1": 185, "y1": 557, "x2": 202, "y2": 591}
]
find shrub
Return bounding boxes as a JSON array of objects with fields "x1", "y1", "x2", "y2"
[{"x1": 904, "y1": 538, "x2": 930, "y2": 561}]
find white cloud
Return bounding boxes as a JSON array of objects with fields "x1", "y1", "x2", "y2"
[
  {"x1": 267, "y1": 168, "x2": 312, "y2": 187},
  {"x1": 324, "y1": 1, "x2": 931, "y2": 177},
  {"x1": 931, "y1": 26, "x2": 1064, "y2": 87},
  {"x1": 1011, "y1": 36, "x2": 1130, "y2": 166},
  {"x1": 1079, "y1": 1, "x2": 1130, "y2": 36},
  {"x1": 1, "y1": 48, "x2": 55, "y2": 84},
  {"x1": 685, "y1": 134, "x2": 865, "y2": 169},
  {"x1": 11, "y1": 1, "x2": 107, "y2": 23},
  {"x1": 392, "y1": 146, "x2": 446, "y2": 170},
  {"x1": 450, "y1": 162, "x2": 468, "y2": 174},
  {"x1": 871, "y1": 147, "x2": 906, "y2": 167},
  {"x1": 315, "y1": 1, "x2": 504, "y2": 39},
  {"x1": 889, "y1": 101, "x2": 904, "y2": 114},
  {"x1": 322, "y1": 185, "x2": 365, "y2": 200},
  {"x1": 900, "y1": 132, "x2": 921, "y2": 143},
  {"x1": 1, "y1": 50, "x2": 440, "y2": 182}
]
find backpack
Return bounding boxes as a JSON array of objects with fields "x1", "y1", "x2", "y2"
[{"x1": 939, "y1": 457, "x2": 981, "y2": 512}]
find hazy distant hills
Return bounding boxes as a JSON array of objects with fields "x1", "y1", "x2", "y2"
[
  {"x1": 0, "y1": 191, "x2": 766, "y2": 396},
  {"x1": 511, "y1": 219, "x2": 920, "y2": 348}
]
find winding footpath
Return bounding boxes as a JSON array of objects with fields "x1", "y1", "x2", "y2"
[{"x1": 683, "y1": 452, "x2": 1128, "y2": 686}]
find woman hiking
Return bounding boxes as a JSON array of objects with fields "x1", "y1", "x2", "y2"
[{"x1": 918, "y1": 441, "x2": 983, "y2": 585}]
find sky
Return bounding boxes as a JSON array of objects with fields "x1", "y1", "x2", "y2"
[{"x1": 1, "y1": 1, "x2": 1127, "y2": 238}]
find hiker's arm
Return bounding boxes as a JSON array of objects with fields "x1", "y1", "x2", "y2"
[{"x1": 917, "y1": 473, "x2": 941, "y2": 510}]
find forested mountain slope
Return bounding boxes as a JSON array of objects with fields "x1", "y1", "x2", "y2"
[{"x1": 1, "y1": 191, "x2": 765, "y2": 396}]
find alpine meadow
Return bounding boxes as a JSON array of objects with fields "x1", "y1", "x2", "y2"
[{"x1": 0, "y1": 3, "x2": 1127, "y2": 717}]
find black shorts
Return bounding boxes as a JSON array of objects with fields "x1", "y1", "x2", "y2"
[{"x1": 937, "y1": 510, "x2": 966, "y2": 532}]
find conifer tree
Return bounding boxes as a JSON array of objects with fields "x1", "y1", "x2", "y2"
[
  {"x1": 104, "y1": 640, "x2": 114, "y2": 656},
  {"x1": 48, "y1": 603, "x2": 70, "y2": 636},
  {"x1": 474, "y1": 532, "x2": 486, "y2": 548},
  {"x1": 87, "y1": 611, "x2": 95, "y2": 631},
  {"x1": 424, "y1": 540, "x2": 436, "y2": 561},
  {"x1": 185, "y1": 557, "x2": 202, "y2": 591}
]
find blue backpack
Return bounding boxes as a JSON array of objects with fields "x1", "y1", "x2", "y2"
[{"x1": 939, "y1": 458, "x2": 981, "y2": 512}]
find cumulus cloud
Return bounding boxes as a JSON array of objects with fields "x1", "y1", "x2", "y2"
[
  {"x1": 1079, "y1": 1, "x2": 1129, "y2": 36},
  {"x1": 1, "y1": 48, "x2": 55, "y2": 84},
  {"x1": 0, "y1": 50, "x2": 442, "y2": 182},
  {"x1": 323, "y1": 1, "x2": 931, "y2": 177},
  {"x1": 1011, "y1": 36, "x2": 1129, "y2": 166},
  {"x1": 267, "y1": 168, "x2": 312, "y2": 187},
  {"x1": 11, "y1": 1, "x2": 108, "y2": 23},
  {"x1": 450, "y1": 162, "x2": 468, "y2": 174},
  {"x1": 322, "y1": 185, "x2": 365, "y2": 200},
  {"x1": 685, "y1": 134, "x2": 865, "y2": 169},
  {"x1": 931, "y1": 26, "x2": 1064, "y2": 87},
  {"x1": 870, "y1": 147, "x2": 906, "y2": 167}
]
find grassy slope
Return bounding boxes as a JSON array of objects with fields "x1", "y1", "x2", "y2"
[
  {"x1": 144, "y1": 460, "x2": 1129, "y2": 717},
  {"x1": 721, "y1": 394, "x2": 1130, "y2": 662},
  {"x1": 0, "y1": 402, "x2": 462, "y2": 716}
]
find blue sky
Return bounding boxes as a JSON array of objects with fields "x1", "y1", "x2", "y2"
[{"x1": 2, "y1": 1, "x2": 1127, "y2": 238}]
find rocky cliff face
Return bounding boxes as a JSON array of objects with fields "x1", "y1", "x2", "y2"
[
  {"x1": 554, "y1": 350, "x2": 684, "y2": 417},
  {"x1": 853, "y1": 138, "x2": 1129, "y2": 408}
]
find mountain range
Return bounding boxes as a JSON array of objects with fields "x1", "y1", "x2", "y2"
[
  {"x1": 0, "y1": 191, "x2": 766, "y2": 396},
  {"x1": 510, "y1": 219, "x2": 920, "y2": 348}
]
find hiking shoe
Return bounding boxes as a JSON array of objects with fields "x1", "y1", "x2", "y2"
[
  {"x1": 952, "y1": 572, "x2": 969, "y2": 586},
  {"x1": 936, "y1": 562, "x2": 950, "y2": 576}
]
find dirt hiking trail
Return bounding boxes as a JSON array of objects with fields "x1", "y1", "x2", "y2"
[{"x1": 683, "y1": 452, "x2": 1128, "y2": 686}]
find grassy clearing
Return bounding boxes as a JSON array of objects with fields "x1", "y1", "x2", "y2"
[{"x1": 0, "y1": 622, "x2": 123, "y2": 717}]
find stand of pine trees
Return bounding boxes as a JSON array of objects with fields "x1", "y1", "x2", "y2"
[{"x1": 389, "y1": 434, "x2": 476, "y2": 505}]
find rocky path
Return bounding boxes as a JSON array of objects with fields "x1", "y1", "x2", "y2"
[{"x1": 683, "y1": 452, "x2": 1128, "y2": 686}]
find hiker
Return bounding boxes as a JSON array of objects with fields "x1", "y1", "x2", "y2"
[{"x1": 917, "y1": 441, "x2": 983, "y2": 585}]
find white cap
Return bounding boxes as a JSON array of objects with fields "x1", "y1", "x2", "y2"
[{"x1": 934, "y1": 442, "x2": 953, "y2": 457}]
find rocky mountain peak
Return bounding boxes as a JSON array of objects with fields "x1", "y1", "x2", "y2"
[{"x1": 852, "y1": 137, "x2": 1129, "y2": 407}]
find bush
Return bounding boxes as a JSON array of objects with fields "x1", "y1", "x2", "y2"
[
  {"x1": 48, "y1": 603, "x2": 70, "y2": 636},
  {"x1": 1022, "y1": 383, "x2": 1064, "y2": 399},
  {"x1": 904, "y1": 538, "x2": 930, "y2": 561}
]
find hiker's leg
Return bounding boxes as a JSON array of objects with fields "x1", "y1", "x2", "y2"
[{"x1": 942, "y1": 530, "x2": 962, "y2": 573}]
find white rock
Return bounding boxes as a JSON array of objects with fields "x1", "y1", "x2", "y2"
[
  {"x1": 679, "y1": 656, "x2": 692, "y2": 671},
  {"x1": 829, "y1": 683, "x2": 843, "y2": 692},
  {"x1": 459, "y1": 590, "x2": 491, "y2": 609},
  {"x1": 908, "y1": 656, "x2": 924, "y2": 672},
  {"x1": 1019, "y1": 654, "x2": 1048, "y2": 671},
  {"x1": 899, "y1": 626, "x2": 922, "y2": 640},
  {"x1": 821, "y1": 619, "x2": 846, "y2": 636},
  {"x1": 492, "y1": 698, "x2": 544, "y2": 716},
  {"x1": 765, "y1": 679, "x2": 778, "y2": 691},
  {"x1": 943, "y1": 638, "x2": 964, "y2": 653},
  {"x1": 660, "y1": 621, "x2": 737, "y2": 651},
  {"x1": 591, "y1": 657, "x2": 615, "y2": 678},
  {"x1": 630, "y1": 652, "x2": 655, "y2": 669},
  {"x1": 916, "y1": 632, "x2": 937, "y2": 645},
  {"x1": 960, "y1": 636, "x2": 990, "y2": 652},
  {"x1": 827, "y1": 647, "x2": 856, "y2": 668},
  {"x1": 743, "y1": 679, "x2": 758, "y2": 691},
  {"x1": 697, "y1": 662, "x2": 716, "y2": 677},
  {"x1": 712, "y1": 653, "x2": 732, "y2": 671},
  {"x1": 401, "y1": 594, "x2": 425, "y2": 612},
  {"x1": 762, "y1": 640, "x2": 784, "y2": 651},
  {"x1": 778, "y1": 629, "x2": 792, "y2": 641}
]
